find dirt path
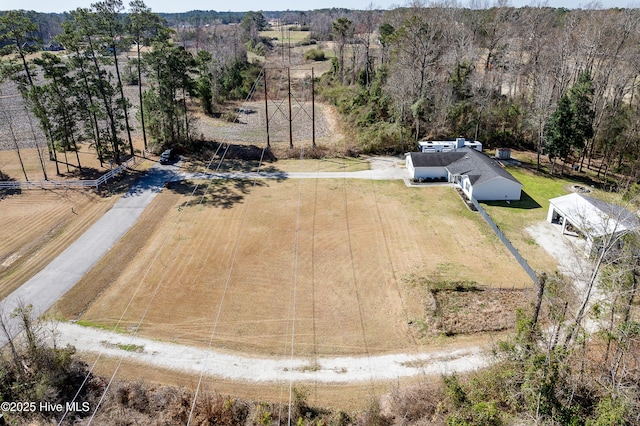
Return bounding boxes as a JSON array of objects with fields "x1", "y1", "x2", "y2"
[
  {"x1": 526, "y1": 220, "x2": 601, "y2": 333},
  {"x1": 51, "y1": 322, "x2": 487, "y2": 383},
  {"x1": 1, "y1": 156, "x2": 493, "y2": 386}
]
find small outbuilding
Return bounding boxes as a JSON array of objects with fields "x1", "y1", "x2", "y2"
[{"x1": 547, "y1": 193, "x2": 640, "y2": 257}]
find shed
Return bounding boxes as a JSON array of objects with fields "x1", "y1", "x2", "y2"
[{"x1": 547, "y1": 193, "x2": 640, "y2": 256}]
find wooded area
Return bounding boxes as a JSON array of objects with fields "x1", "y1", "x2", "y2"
[
  {"x1": 312, "y1": 6, "x2": 640, "y2": 190},
  {"x1": 2, "y1": 5, "x2": 640, "y2": 186}
]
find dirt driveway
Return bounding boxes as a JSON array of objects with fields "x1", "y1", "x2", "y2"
[{"x1": 526, "y1": 220, "x2": 594, "y2": 289}]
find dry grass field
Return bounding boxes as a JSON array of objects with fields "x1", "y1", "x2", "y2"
[
  {"x1": 69, "y1": 176, "x2": 531, "y2": 358},
  {"x1": 1, "y1": 89, "x2": 539, "y2": 409},
  {"x1": 0, "y1": 146, "x2": 151, "y2": 300}
]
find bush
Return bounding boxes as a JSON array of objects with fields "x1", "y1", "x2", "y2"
[
  {"x1": 298, "y1": 37, "x2": 316, "y2": 46},
  {"x1": 304, "y1": 48, "x2": 325, "y2": 61},
  {"x1": 0, "y1": 304, "x2": 98, "y2": 424}
]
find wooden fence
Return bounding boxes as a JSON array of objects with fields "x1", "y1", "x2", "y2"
[{"x1": 0, "y1": 157, "x2": 138, "y2": 191}]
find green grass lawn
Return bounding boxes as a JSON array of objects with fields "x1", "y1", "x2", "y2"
[
  {"x1": 480, "y1": 167, "x2": 584, "y2": 274},
  {"x1": 484, "y1": 167, "x2": 573, "y2": 215}
]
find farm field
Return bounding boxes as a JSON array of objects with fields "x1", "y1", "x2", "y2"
[
  {"x1": 0, "y1": 188, "x2": 118, "y2": 300},
  {"x1": 68, "y1": 176, "x2": 532, "y2": 357}
]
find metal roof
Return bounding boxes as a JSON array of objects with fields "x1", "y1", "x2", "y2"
[
  {"x1": 549, "y1": 193, "x2": 640, "y2": 237},
  {"x1": 409, "y1": 151, "x2": 466, "y2": 167}
]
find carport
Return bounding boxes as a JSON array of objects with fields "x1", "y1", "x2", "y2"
[{"x1": 547, "y1": 193, "x2": 640, "y2": 257}]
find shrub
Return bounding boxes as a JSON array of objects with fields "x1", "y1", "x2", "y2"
[
  {"x1": 298, "y1": 36, "x2": 316, "y2": 46},
  {"x1": 0, "y1": 304, "x2": 98, "y2": 424},
  {"x1": 386, "y1": 383, "x2": 445, "y2": 423},
  {"x1": 304, "y1": 48, "x2": 325, "y2": 61}
]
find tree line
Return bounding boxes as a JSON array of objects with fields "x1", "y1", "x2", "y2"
[
  {"x1": 8, "y1": 4, "x2": 637, "y2": 185},
  {"x1": 0, "y1": 1, "x2": 258, "y2": 179},
  {"x1": 310, "y1": 6, "x2": 640, "y2": 187}
]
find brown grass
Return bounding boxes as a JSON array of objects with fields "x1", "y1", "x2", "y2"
[
  {"x1": 430, "y1": 288, "x2": 533, "y2": 336},
  {"x1": 2, "y1": 143, "x2": 536, "y2": 411},
  {"x1": 0, "y1": 143, "x2": 154, "y2": 300},
  {"x1": 85, "y1": 354, "x2": 390, "y2": 413},
  {"x1": 0, "y1": 188, "x2": 118, "y2": 300},
  {"x1": 74, "y1": 178, "x2": 531, "y2": 357}
]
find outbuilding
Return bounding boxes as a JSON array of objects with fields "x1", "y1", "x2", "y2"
[{"x1": 547, "y1": 193, "x2": 640, "y2": 257}]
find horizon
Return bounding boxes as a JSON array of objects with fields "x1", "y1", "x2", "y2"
[{"x1": 1, "y1": 0, "x2": 639, "y2": 14}]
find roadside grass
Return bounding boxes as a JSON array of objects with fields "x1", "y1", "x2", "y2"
[
  {"x1": 99, "y1": 339, "x2": 144, "y2": 352},
  {"x1": 117, "y1": 343, "x2": 144, "y2": 352},
  {"x1": 76, "y1": 319, "x2": 124, "y2": 333},
  {"x1": 186, "y1": 156, "x2": 369, "y2": 173}
]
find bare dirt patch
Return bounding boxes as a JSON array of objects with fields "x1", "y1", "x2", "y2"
[
  {"x1": 77, "y1": 179, "x2": 532, "y2": 357},
  {"x1": 427, "y1": 287, "x2": 533, "y2": 336},
  {"x1": 192, "y1": 101, "x2": 345, "y2": 151}
]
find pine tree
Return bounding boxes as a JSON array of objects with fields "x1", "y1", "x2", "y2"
[
  {"x1": 544, "y1": 71, "x2": 594, "y2": 175},
  {"x1": 128, "y1": 0, "x2": 169, "y2": 152}
]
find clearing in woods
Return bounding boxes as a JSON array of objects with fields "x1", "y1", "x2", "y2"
[
  {"x1": 65, "y1": 176, "x2": 532, "y2": 357},
  {"x1": 1, "y1": 96, "x2": 536, "y2": 406}
]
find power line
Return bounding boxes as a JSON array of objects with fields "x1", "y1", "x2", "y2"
[
  {"x1": 59, "y1": 69, "x2": 266, "y2": 426},
  {"x1": 341, "y1": 164, "x2": 377, "y2": 396},
  {"x1": 286, "y1": 147, "x2": 304, "y2": 425},
  {"x1": 185, "y1": 148, "x2": 268, "y2": 425}
]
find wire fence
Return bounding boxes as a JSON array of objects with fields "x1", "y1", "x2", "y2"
[
  {"x1": 0, "y1": 156, "x2": 138, "y2": 191},
  {"x1": 471, "y1": 197, "x2": 538, "y2": 284}
]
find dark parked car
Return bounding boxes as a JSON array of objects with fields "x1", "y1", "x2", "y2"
[{"x1": 159, "y1": 149, "x2": 173, "y2": 164}]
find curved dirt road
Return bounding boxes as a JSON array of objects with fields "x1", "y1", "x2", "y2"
[{"x1": 53, "y1": 322, "x2": 486, "y2": 383}]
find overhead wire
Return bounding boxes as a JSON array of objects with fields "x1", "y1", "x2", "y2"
[
  {"x1": 57, "y1": 118, "x2": 231, "y2": 425},
  {"x1": 86, "y1": 72, "x2": 265, "y2": 422},
  {"x1": 365, "y1": 161, "x2": 432, "y2": 382},
  {"x1": 188, "y1": 94, "x2": 306, "y2": 426},
  {"x1": 341, "y1": 160, "x2": 377, "y2": 396},
  {"x1": 62, "y1": 142, "x2": 232, "y2": 425},
  {"x1": 58, "y1": 68, "x2": 265, "y2": 425},
  {"x1": 286, "y1": 146, "x2": 304, "y2": 425},
  {"x1": 185, "y1": 144, "x2": 269, "y2": 425}
]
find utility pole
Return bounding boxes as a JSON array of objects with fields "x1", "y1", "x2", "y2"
[
  {"x1": 264, "y1": 70, "x2": 270, "y2": 148},
  {"x1": 288, "y1": 67, "x2": 293, "y2": 149},
  {"x1": 312, "y1": 67, "x2": 316, "y2": 148}
]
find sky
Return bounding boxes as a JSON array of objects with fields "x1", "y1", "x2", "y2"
[{"x1": 1, "y1": 0, "x2": 637, "y2": 13}]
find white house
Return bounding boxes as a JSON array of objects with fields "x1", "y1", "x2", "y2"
[
  {"x1": 406, "y1": 148, "x2": 522, "y2": 201},
  {"x1": 547, "y1": 193, "x2": 640, "y2": 257}
]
